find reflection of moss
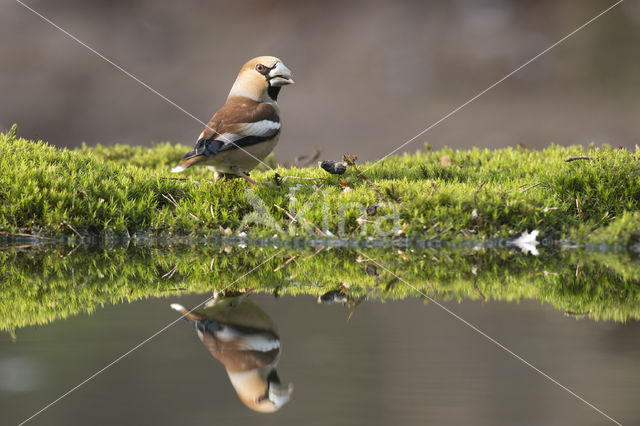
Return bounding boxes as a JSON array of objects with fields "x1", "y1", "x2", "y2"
[
  {"x1": 2, "y1": 127, "x2": 640, "y2": 240},
  {"x1": 1, "y1": 245, "x2": 638, "y2": 331}
]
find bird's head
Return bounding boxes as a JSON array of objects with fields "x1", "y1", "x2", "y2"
[
  {"x1": 229, "y1": 56, "x2": 294, "y2": 102},
  {"x1": 229, "y1": 368, "x2": 293, "y2": 413}
]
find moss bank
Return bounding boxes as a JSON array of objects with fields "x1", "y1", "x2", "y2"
[
  {"x1": 1, "y1": 244, "x2": 639, "y2": 331},
  {"x1": 1, "y1": 125, "x2": 639, "y2": 241}
]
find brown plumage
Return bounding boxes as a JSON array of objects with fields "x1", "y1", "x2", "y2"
[
  {"x1": 171, "y1": 56, "x2": 294, "y2": 184},
  {"x1": 171, "y1": 296, "x2": 293, "y2": 413},
  {"x1": 199, "y1": 98, "x2": 279, "y2": 141}
]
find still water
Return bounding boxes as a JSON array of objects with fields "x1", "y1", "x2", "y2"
[{"x1": 1, "y1": 243, "x2": 639, "y2": 425}]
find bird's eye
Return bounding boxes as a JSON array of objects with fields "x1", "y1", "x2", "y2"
[{"x1": 256, "y1": 64, "x2": 265, "y2": 72}]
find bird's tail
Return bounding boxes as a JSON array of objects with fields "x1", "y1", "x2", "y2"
[
  {"x1": 171, "y1": 155, "x2": 206, "y2": 173},
  {"x1": 170, "y1": 303, "x2": 205, "y2": 323}
]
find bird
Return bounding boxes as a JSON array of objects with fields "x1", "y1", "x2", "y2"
[
  {"x1": 171, "y1": 56, "x2": 294, "y2": 185},
  {"x1": 171, "y1": 293, "x2": 293, "y2": 413}
]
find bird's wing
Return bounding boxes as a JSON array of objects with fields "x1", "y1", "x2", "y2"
[
  {"x1": 198, "y1": 323, "x2": 280, "y2": 370},
  {"x1": 182, "y1": 98, "x2": 280, "y2": 159}
]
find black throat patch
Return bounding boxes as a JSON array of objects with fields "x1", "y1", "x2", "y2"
[{"x1": 267, "y1": 86, "x2": 281, "y2": 101}]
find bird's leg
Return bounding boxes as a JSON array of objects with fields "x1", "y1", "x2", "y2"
[
  {"x1": 239, "y1": 174, "x2": 258, "y2": 185},
  {"x1": 229, "y1": 287, "x2": 255, "y2": 306},
  {"x1": 231, "y1": 167, "x2": 258, "y2": 185},
  {"x1": 212, "y1": 170, "x2": 243, "y2": 183}
]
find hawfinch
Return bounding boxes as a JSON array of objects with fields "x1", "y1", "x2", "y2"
[
  {"x1": 171, "y1": 56, "x2": 294, "y2": 184},
  {"x1": 171, "y1": 295, "x2": 293, "y2": 413}
]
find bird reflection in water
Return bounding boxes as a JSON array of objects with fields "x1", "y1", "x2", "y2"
[{"x1": 171, "y1": 291, "x2": 292, "y2": 412}]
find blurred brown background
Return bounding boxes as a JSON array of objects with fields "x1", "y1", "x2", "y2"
[{"x1": 1, "y1": 0, "x2": 639, "y2": 162}]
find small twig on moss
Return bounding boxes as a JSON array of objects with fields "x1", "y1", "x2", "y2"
[
  {"x1": 385, "y1": 183, "x2": 400, "y2": 202},
  {"x1": 152, "y1": 175, "x2": 190, "y2": 181},
  {"x1": 472, "y1": 180, "x2": 486, "y2": 206},
  {"x1": 474, "y1": 180, "x2": 486, "y2": 195},
  {"x1": 590, "y1": 211, "x2": 613, "y2": 232},
  {"x1": 365, "y1": 176, "x2": 384, "y2": 201},
  {"x1": 163, "y1": 176, "x2": 190, "y2": 181},
  {"x1": 302, "y1": 247, "x2": 324, "y2": 261},
  {"x1": 429, "y1": 181, "x2": 439, "y2": 198},
  {"x1": 350, "y1": 222, "x2": 362, "y2": 236},
  {"x1": 274, "y1": 204, "x2": 297, "y2": 223},
  {"x1": 347, "y1": 281, "x2": 380, "y2": 323},
  {"x1": 520, "y1": 182, "x2": 542, "y2": 192},
  {"x1": 163, "y1": 288, "x2": 188, "y2": 293},
  {"x1": 564, "y1": 156, "x2": 593, "y2": 162},
  {"x1": 0, "y1": 231, "x2": 54, "y2": 240},
  {"x1": 274, "y1": 255, "x2": 297, "y2": 272},
  {"x1": 163, "y1": 193, "x2": 199, "y2": 220},
  {"x1": 439, "y1": 224, "x2": 454, "y2": 235},
  {"x1": 61, "y1": 245, "x2": 80, "y2": 259},
  {"x1": 162, "y1": 265, "x2": 178, "y2": 279},
  {"x1": 0, "y1": 244, "x2": 34, "y2": 250},
  {"x1": 281, "y1": 176, "x2": 325, "y2": 181},
  {"x1": 302, "y1": 218, "x2": 327, "y2": 237},
  {"x1": 473, "y1": 281, "x2": 486, "y2": 302},
  {"x1": 161, "y1": 193, "x2": 179, "y2": 208},
  {"x1": 62, "y1": 221, "x2": 82, "y2": 238},
  {"x1": 576, "y1": 197, "x2": 583, "y2": 217}
]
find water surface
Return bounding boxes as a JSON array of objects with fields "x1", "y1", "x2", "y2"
[{"x1": 1, "y1": 242, "x2": 639, "y2": 425}]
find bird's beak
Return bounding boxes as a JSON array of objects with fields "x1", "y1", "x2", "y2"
[
  {"x1": 269, "y1": 62, "x2": 294, "y2": 86},
  {"x1": 269, "y1": 382, "x2": 294, "y2": 408}
]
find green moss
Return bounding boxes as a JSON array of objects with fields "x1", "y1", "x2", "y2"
[
  {"x1": 1, "y1": 127, "x2": 640, "y2": 241},
  {"x1": 1, "y1": 244, "x2": 638, "y2": 331}
]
